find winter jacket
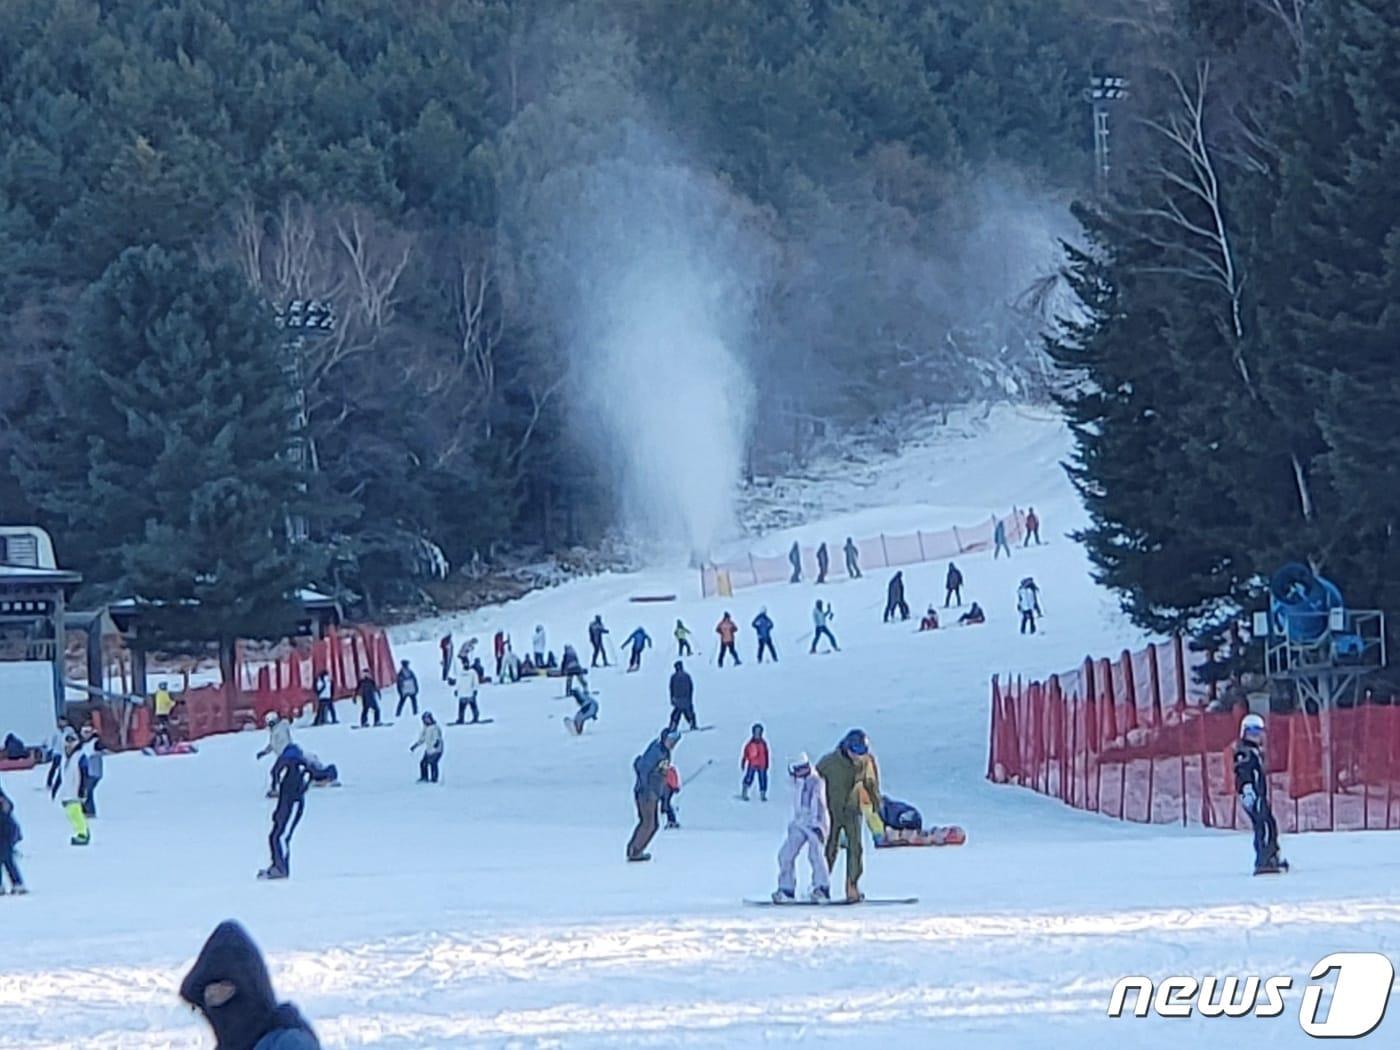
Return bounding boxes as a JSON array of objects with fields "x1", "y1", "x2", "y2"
[
  {"x1": 788, "y1": 543, "x2": 801, "y2": 567},
  {"x1": 790, "y1": 769, "x2": 831, "y2": 837},
  {"x1": 314, "y1": 676, "x2": 332, "y2": 703},
  {"x1": 817, "y1": 748, "x2": 880, "y2": 822},
  {"x1": 1234, "y1": 740, "x2": 1268, "y2": 807},
  {"x1": 414, "y1": 723, "x2": 444, "y2": 756},
  {"x1": 82, "y1": 742, "x2": 104, "y2": 780},
  {"x1": 994, "y1": 520, "x2": 1007, "y2": 544},
  {"x1": 669, "y1": 669, "x2": 694, "y2": 704},
  {"x1": 1016, "y1": 585, "x2": 1038, "y2": 614},
  {"x1": 816, "y1": 544, "x2": 829, "y2": 570},
  {"x1": 493, "y1": 633, "x2": 506, "y2": 659},
  {"x1": 633, "y1": 738, "x2": 672, "y2": 798},
  {"x1": 356, "y1": 677, "x2": 379, "y2": 704},
  {"x1": 180, "y1": 920, "x2": 321, "y2": 1050},
  {"x1": 664, "y1": 765, "x2": 681, "y2": 793},
  {"x1": 812, "y1": 605, "x2": 833, "y2": 629},
  {"x1": 946, "y1": 565, "x2": 963, "y2": 589},
  {"x1": 454, "y1": 667, "x2": 480, "y2": 701},
  {"x1": 887, "y1": 573, "x2": 905, "y2": 604},
  {"x1": 741, "y1": 739, "x2": 769, "y2": 771},
  {"x1": 154, "y1": 689, "x2": 176, "y2": 717},
  {"x1": 560, "y1": 647, "x2": 583, "y2": 675},
  {"x1": 674, "y1": 624, "x2": 691, "y2": 642},
  {"x1": 751, "y1": 613, "x2": 773, "y2": 640},
  {"x1": 879, "y1": 795, "x2": 922, "y2": 831},
  {"x1": 623, "y1": 628, "x2": 651, "y2": 651},
  {"x1": 263, "y1": 721, "x2": 292, "y2": 757},
  {"x1": 396, "y1": 668, "x2": 418, "y2": 696},
  {"x1": 843, "y1": 539, "x2": 859, "y2": 561},
  {"x1": 715, "y1": 617, "x2": 738, "y2": 643},
  {"x1": 1026, "y1": 511, "x2": 1039, "y2": 532},
  {"x1": 0, "y1": 793, "x2": 22, "y2": 849},
  {"x1": 532, "y1": 627, "x2": 547, "y2": 656},
  {"x1": 588, "y1": 620, "x2": 608, "y2": 644}
]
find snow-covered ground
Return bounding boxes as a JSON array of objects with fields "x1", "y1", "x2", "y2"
[{"x1": 4, "y1": 407, "x2": 1400, "y2": 1048}]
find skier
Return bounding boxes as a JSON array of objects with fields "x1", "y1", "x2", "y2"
[
  {"x1": 180, "y1": 920, "x2": 320, "y2": 1048},
  {"x1": 715, "y1": 612, "x2": 741, "y2": 667},
  {"x1": 883, "y1": 571, "x2": 910, "y2": 623},
  {"x1": 1017, "y1": 577, "x2": 1042, "y2": 635},
  {"x1": 356, "y1": 671, "x2": 382, "y2": 727},
  {"x1": 945, "y1": 562, "x2": 964, "y2": 607},
  {"x1": 1235, "y1": 714, "x2": 1286, "y2": 874},
  {"x1": 919, "y1": 606, "x2": 940, "y2": 632},
  {"x1": 668, "y1": 661, "x2": 697, "y2": 732},
  {"x1": 627, "y1": 728, "x2": 680, "y2": 862},
  {"x1": 588, "y1": 616, "x2": 610, "y2": 668},
  {"x1": 843, "y1": 537, "x2": 861, "y2": 579},
  {"x1": 959, "y1": 602, "x2": 986, "y2": 626},
  {"x1": 493, "y1": 631, "x2": 507, "y2": 680},
  {"x1": 772, "y1": 752, "x2": 831, "y2": 904},
  {"x1": 561, "y1": 644, "x2": 585, "y2": 695},
  {"x1": 312, "y1": 670, "x2": 336, "y2": 726},
  {"x1": 261, "y1": 744, "x2": 312, "y2": 880},
  {"x1": 532, "y1": 624, "x2": 548, "y2": 668},
  {"x1": 59, "y1": 732, "x2": 90, "y2": 846},
  {"x1": 153, "y1": 682, "x2": 177, "y2": 745},
  {"x1": 622, "y1": 626, "x2": 652, "y2": 672},
  {"x1": 410, "y1": 712, "x2": 443, "y2": 783},
  {"x1": 993, "y1": 517, "x2": 1011, "y2": 559},
  {"x1": 674, "y1": 619, "x2": 693, "y2": 657},
  {"x1": 752, "y1": 607, "x2": 778, "y2": 663},
  {"x1": 1024, "y1": 507, "x2": 1042, "y2": 546},
  {"x1": 394, "y1": 659, "x2": 419, "y2": 718},
  {"x1": 818, "y1": 729, "x2": 880, "y2": 902},
  {"x1": 660, "y1": 765, "x2": 681, "y2": 829},
  {"x1": 811, "y1": 600, "x2": 840, "y2": 653},
  {"x1": 440, "y1": 632, "x2": 453, "y2": 681},
  {"x1": 566, "y1": 680, "x2": 600, "y2": 735},
  {"x1": 740, "y1": 723, "x2": 770, "y2": 801},
  {"x1": 451, "y1": 664, "x2": 482, "y2": 724},
  {"x1": 78, "y1": 727, "x2": 104, "y2": 818},
  {"x1": 0, "y1": 786, "x2": 26, "y2": 895},
  {"x1": 788, "y1": 541, "x2": 802, "y2": 584},
  {"x1": 816, "y1": 542, "x2": 830, "y2": 584},
  {"x1": 45, "y1": 720, "x2": 69, "y2": 800},
  {"x1": 256, "y1": 713, "x2": 294, "y2": 795}
]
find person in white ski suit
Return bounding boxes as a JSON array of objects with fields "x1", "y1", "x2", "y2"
[
  {"x1": 257, "y1": 713, "x2": 293, "y2": 794},
  {"x1": 1016, "y1": 580, "x2": 1041, "y2": 635},
  {"x1": 774, "y1": 753, "x2": 832, "y2": 901},
  {"x1": 532, "y1": 625, "x2": 548, "y2": 667},
  {"x1": 452, "y1": 666, "x2": 481, "y2": 724}
]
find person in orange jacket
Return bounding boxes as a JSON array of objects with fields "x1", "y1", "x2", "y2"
[
  {"x1": 741, "y1": 723, "x2": 770, "y2": 801},
  {"x1": 661, "y1": 764, "x2": 682, "y2": 829},
  {"x1": 715, "y1": 613, "x2": 741, "y2": 667}
]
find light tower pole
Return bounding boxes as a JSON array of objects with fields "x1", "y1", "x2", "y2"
[
  {"x1": 276, "y1": 299, "x2": 335, "y2": 542},
  {"x1": 1085, "y1": 74, "x2": 1128, "y2": 196}
]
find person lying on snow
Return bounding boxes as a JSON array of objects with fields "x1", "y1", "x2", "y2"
[
  {"x1": 919, "y1": 607, "x2": 940, "y2": 631},
  {"x1": 180, "y1": 920, "x2": 319, "y2": 1049}
]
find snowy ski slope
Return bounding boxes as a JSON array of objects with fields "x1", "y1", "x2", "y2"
[{"x1": 4, "y1": 407, "x2": 1400, "y2": 1048}]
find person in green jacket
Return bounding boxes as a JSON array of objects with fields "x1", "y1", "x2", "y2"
[
  {"x1": 674, "y1": 619, "x2": 693, "y2": 658},
  {"x1": 817, "y1": 729, "x2": 879, "y2": 902}
]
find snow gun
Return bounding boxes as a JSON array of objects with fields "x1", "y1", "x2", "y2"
[{"x1": 1268, "y1": 563, "x2": 1362, "y2": 658}]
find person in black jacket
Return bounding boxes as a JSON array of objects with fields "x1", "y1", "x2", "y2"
[
  {"x1": 180, "y1": 920, "x2": 320, "y2": 1049},
  {"x1": 588, "y1": 616, "x2": 610, "y2": 668},
  {"x1": 627, "y1": 729, "x2": 680, "y2": 862},
  {"x1": 0, "y1": 787, "x2": 25, "y2": 895},
  {"x1": 945, "y1": 562, "x2": 964, "y2": 607},
  {"x1": 356, "y1": 672, "x2": 381, "y2": 728},
  {"x1": 1233, "y1": 714, "x2": 1285, "y2": 873},
  {"x1": 815, "y1": 542, "x2": 829, "y2": 584},
  {"x1": 260, "y1": 746, "x2": 313, "y2": 880},
  {"x1": 788, "y1": 541, "x2": 802, "y2": 584},
  {"x1": 843, "y1": 537, "x2": 861, "y2": 579},
  {"x1": 667, "y1": 662, "x2": 697, "y2": 732},
  {"x1": 394, "y1": 660, "x2": 419, "y2": 718},
  {"x1": 883, "y1": 571, "x2": 910, "y2": 622}
]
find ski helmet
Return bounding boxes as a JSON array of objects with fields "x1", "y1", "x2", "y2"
[
  {"x1": 788, "y1": 752, "x2": 811, "y2": 776},
  {"x1": 662, "y1": 728, "x2": 681, "y2": 747},
  {"x1": 264, "y1": 712, "x2": 279, "y2": 727},
  {"x1": 841, "y1": 728, "x2": 869, "y2": 756},
  {"x1": 1240, "y1": 713, "x2": 1265, "y2": 740}
]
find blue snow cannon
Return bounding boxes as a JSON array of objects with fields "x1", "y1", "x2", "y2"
[{"x1": 1268, "y1": 563, "x2": 1344, "y2": 644}]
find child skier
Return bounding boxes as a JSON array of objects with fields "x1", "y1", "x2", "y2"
[
  {"x1": 661, "y1": 765, "x2": 681, "y2": 829},
  {"x1": 773, "y1": 753, "x2": 831, "y2": 903},
  {"x1": 741, "y1": 724, "x2": 770, "y2": 801},
  {"x1": 752, "y1": 608, "x2": 777, "y2": 663},
  {"x1": 810, "y1": 601, "x2": 840, "y2": 653},
  {"x1": 674, "y1": 620, "x2": 693, "y2": 657},
  {"x1": 622, "y1": 627, "x2": 652, "y2": 672},
  {"x1": 715, "y1": 613, "x2": 741, "y2": 666},
  {"x1": 257, "y1": 713, "x2": 294, "y2": 796},
  {"x1": 261, "y1": 745, "x2": 312, "y2": 880},
  {"x1": 410, "y1": 712, "x2": 444, "y2": 783},
  {"x1": 0, "y1": 787, "x2": 26, "y2": 895},
  {"x1": 451, "y1": 665, "x2": 482, "y2": 724},
  {"x1": 567, "y1": 680, "x2": 600, "y2": 735},
  {"x1": 1235, "y1": 714, "x2": 1287, "y2": 874}
]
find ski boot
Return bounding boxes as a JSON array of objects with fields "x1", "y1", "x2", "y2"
[
  {"x1": 740, "y1": 788, "x2": 749, "y2": 801},
  {"x1": 772, "y1": 889, "x2": 796, "y2": 904},
  {"x1": 845, "y1": 880, "x2": 864, "y2": 904},
  {"x1": 257, "y1": 866, "x2": 288, "y2": 880},
  {"x1": 70, "y1": 834, "x2": 90, "y2": 846},
  {"x1": 665, "y1": 820, "x2": 680, "y2": 830},
  {"x1": 626, "y1": 852, "x2": 651, "y2": 863},
  {"x1": 760, "y1": 791, "x2": 767, "y2": 802},
  {"x1": 810, "y1": 886, "x2": 831, "y2": 903}
]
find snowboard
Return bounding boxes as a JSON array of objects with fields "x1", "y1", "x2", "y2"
[
  {"x1": 1254, "y1": 860, "x2": 1290, "y2": 875},
  {"x1": 743, "y1": 896, "x2": 918, "y2": 907},
  {"x1": 448, "y1": 718, "x2": 495, "y2": 727},
  {"x1": 142, "y1": 743, "x2": 199, "y2": 756},
  {"x1": 874, "y1": 825, "x2": 967, "y2": 848},
  {"x1": 351, "y1": 722, "x2": 395, "y2": 730},
  {"x1": 256, "y1": 868, "x2": 288, "y2": 881},
  {"x1": 682, "y1": 724, "x2": 716, "y2": 733},
  {"x1": 563, "y1": 716, "x2": 583, "y2": 736}
]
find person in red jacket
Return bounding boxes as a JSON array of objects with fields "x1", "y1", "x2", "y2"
[
  {"x1": 741, "y1": 723, "x2": 770, "y2": 801},
  {"x1": 1024, "y1": 507, "x2": 1042, "y2": 546}
]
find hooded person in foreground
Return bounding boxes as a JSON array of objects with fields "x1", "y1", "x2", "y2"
[{"x1": 180, "y1": 920, "x2": 319, "y2": 1049}]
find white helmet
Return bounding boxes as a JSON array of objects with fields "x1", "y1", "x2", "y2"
[
  {"x1": 1240, "y1": 713, "x2": 1265, "y2": 739},
  {"x1": 788, "y1": 752, "x2": 811, "y2": 776},
  {"x1": 265, "y1": 712, "x2": 280, "y2": 727}
]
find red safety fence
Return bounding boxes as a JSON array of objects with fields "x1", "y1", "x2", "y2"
[
  {"x1": 987, "y1": 638, "x2": 1400, "y2": 833},
  {"x1": 702, "y1": 509, "x2": 1028, "y2": 597}
]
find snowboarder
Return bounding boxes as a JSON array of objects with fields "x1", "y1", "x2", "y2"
[
  {"x1": 1235, "y1": 714, "x2": 1286, "y2": 874},
  {"x1": 440, "y1": 632, "x2": 453, "y2": 681},
  {"x1": 532, "y1": 624, "x2": 548, "y2": 668},
  {"x1": 451, "y1": 664, "x2": 482, "y2": 724},
  {"x1": 457, "y1": 637, "x2": 477, "y2": 672},
  {"x1": 993, "y1": 517, "x2": 1011, "y2": 559},
  {"x1": 78, "y1": 727, "x2": 104, "y2": 818},
  {"x1": 752, "y1": 607, "x2": 777, "y2": 663},
  {"x1": 180, "y1": 920, "x2": 320, "y2": 1048},
  {"x1": 256, "y1": 713, "x2": 294, "y2": 795},
  {"x1": 883, "y1": 571, "x2": 910, "y2": 623},
  {"x1": 0, "y1": 787, "x2": 26, "y2": 895},
  {"x1": 394, "y1": 660, "x2": 419, "y2": 718},
  {"x1": 919, "y1": 606, "x2": 940, "y2": 632},
  {"x1": 661, "y1": 765, "x2": 681, "y2": 829},
  {"x1": 959, "y1": 602, "x2": 986, "y2": 626},
  {"x1": 356, "y1": 671, "x2": 382, "y2": 727},
  {"x1": 45, "y1": 720, "x2": 69, "y2": 800},
  {"x1": 1017, "y1": 578, "x2": 1041, "y2": 635},
  {"x1": 59, "y1": 732, "x2": 89, "y2": 846},
  {"x1": 567, "y1": 680, "x2": 600, "y2": 735},
  {"x1": 561, "y1": 644, "x2": 585, "y2": 695},
  {"x1": 772, "y1": 752, "x2": 831, "y2": 903},
  {"x1": 674, "y1": 619, "x2": 693, "y2": 657},
  {"x1": 627, "y1": 729, "x2": 680, "y2": 862},
  {"x1": 588, "y1": 616, "x2": 610, "y2": 668},
  {"x1": 312, "y1": 671, "x2": 336, "y2": 726},
  {"x1": 741, "y1": 724, "x2": 770, "y2": 801},
  {"x1": 788, "y1": 541, "x2": 802, "y2": 584},
  {"x1": 1024, "y1": 507, "x2": 1042, "y2": 546},
  {"x1": 715, "y1": 613, "x2": 741, "y2": 667},
  {"x1": 843, "y1": 537, "x2": 861, "y2": 579},
  {"x1": 410, "y1": 712, "x2": 443, "y2": 783},
  {"x1": 945, "y1": 562, "x2": 964, "y2": 607},
  {"x1": 818, "y1": 729, "x2": 880, "y2": 902},
  {"x1": 668, "y1": 661, "x2": 697, "y2": 732},
  {"x1": 153, "y1": 682, "x2": 176, "y2": 746},
  {"x1": 622, "y1": 626, "x2": 652, "y2": 672},
  {"x1": 811, "y1": 600, "x2": 840, "y2": 653},
  {"x1": 815, "y1": 542, "x2": 830, "y2": 584},
  {"x1": 261, "y1": 744, "x2": 312, "y2": 879}
]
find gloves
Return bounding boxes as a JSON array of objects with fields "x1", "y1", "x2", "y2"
[{"x1": 1241, "y1": 784, "x2": 1257, "y2": 811}]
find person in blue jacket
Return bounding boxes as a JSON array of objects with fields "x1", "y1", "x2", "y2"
[
  {"x1": 622, "y1": 627, "x2": 652, "y2": 672},
  {"x1": 180, "y1": 920, "x2": 320, "y2": 1049},
  {"x1": 752, "y1": 607, "x2": 778, "y2": 663}
]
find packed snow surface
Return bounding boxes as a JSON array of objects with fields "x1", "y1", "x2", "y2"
[{"x1": 3, "y1": 407, "x2": 1397, "y2": 1048}]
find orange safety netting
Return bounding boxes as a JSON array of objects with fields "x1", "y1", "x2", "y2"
[{"x1": 987, "y1": 638, "x2": 1400, "y2": 833}]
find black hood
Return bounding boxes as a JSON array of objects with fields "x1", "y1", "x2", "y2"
[{"x1": 180, "y1": 921, "x2": 316, "y2": 1050}]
